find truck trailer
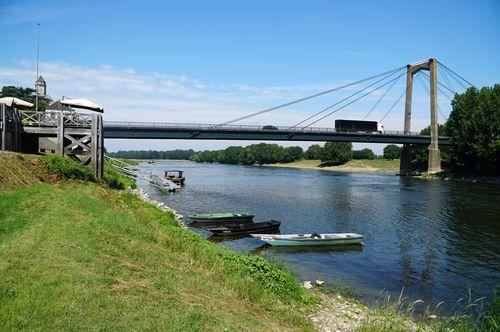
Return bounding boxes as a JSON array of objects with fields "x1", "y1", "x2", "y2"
[{"x1": 334, "y1": 120, "x2": 383, "y2": 133}]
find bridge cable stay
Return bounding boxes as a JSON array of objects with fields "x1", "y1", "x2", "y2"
[
  {"x1": 437, "y1": 64, "x2": 457, "y2": 93},
  {"x1": 218, "y1": 65, "x2": 406, "y2": 126},
  {"x1": 418, "y1": 70, "x2": 457, "y2": 96},
  {"x1": 415, "y1": 72, "x2": 448, "y2": 121},
  {"x1": 290, "y1": 67, "x2": 405, "y2": 128},
  {"x1": 362, "y1": 75, "x2": 401, "y2": 120},
  {"x1": 378, "y1": 89, "x2": 405, "y2": 123},
  {"x1": 419, "y1": 71, "x2": 455, "y2": 101},
  {"x1": 437, "y1": 61, "x2": 476, "y2": 89},
  {"x1": 301, "y1": 69, "x2": 408, "y2": 129}
]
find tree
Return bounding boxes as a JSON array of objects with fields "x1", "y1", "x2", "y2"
[
  {"x1": 305, "y1": 144, "x2": 323, "y2": 159},
  {"x1": 352, "y1": 148, "x2": 375, "y2": 160},
  {"x1": 411, "y1": 125, "x2": 450, "y2": 171},
  {"x1": 282, "y1": 146, "x2": 303, "y2": 163},
  {"x1": 383, "y1": 145, "x2": 401, "y2": 160},
  {"x1": 0, "y1": 86, "x2": 51, "y2": 111},
  {"x1": 321, "y1": 142, "x2": 352, "y2": 164},
  {"x1": 446, "y1": 85, "x2": 500, "y2": 175}
]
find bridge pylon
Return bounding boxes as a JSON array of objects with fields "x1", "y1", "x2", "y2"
[{"x1": 400, "y1": 58, "x2": 441, "y2": 175}]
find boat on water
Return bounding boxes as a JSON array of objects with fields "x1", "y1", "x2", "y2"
[
  {"x1": 149, "y1": 174, "x2": 181, "y2": 192},
  {"x1": 164, "y1": 170, "x2": 186, "y2": 185},
  {"x1": 251, "y1": 233, "x2": 363, "y2": 246},
  {"x1": 188, "y1": 212, "x2": 254, "y2": 223},
  {"x1": 204, "y1": 220, "x2": 280, "y2": 236}
]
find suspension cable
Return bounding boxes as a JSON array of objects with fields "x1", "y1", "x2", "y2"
[
  {"x1": 302, "y1": 70, "x2": 407, "y2": 129},
  {"x1": 415, "y1": 72, "x2": 448, "y2": 121},
  {"x1": 363, "y1": 75, "x2": 401, "y2": 120},
  {"x1": 437, "y1": 61, "x2": 476, "y2": 88},
  {"x1": 437, "y1": 64, "x2": 456, "y2": 93},
  {"x1": 419, "y1": 71, "x2": 455, "y2": 98},
  {"x1": 291, "y1": 67, "x2": 405, "y2": 128},
  {"x1": 379, "y1": 89, "x2": 405, "y2": 123},
  {"x1": 218, "y1": 65, "x2": 406, "y2": 126}
]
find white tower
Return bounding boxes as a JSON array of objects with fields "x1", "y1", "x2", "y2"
[{"x1": 36, "y1": 75, "x2": 46, "y2": 96}]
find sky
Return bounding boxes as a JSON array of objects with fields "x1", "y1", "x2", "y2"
[{"x1": 1, "y1": 0, "x2": 499, "y2": 153}]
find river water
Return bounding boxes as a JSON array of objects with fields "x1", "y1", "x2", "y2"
[{"x1": 137, "y1": 160, "x2": 500, "y2": 312}]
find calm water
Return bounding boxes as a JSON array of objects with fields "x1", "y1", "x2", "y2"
[{"x1": 137, "y1": 161, "x2": 500, "y2": 312}]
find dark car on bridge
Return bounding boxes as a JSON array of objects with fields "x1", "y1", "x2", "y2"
[{"x1": 262, "y1": 125, "x2": 278, "y2": 130}]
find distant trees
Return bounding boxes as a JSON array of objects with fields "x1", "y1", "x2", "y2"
[
  {"x1": 321, "y1": 142, "x2": 352, "y2": 164},
  {"x1": 107, "y1": 149, "x2": 196, "y2": 160},
  {"x1": 446, "y1": 85, "x2": 500, "y2": 175},
  {"x1": 352, "y1": 148, "x2": 375, "y2": 160},
  {"x1": 191, "y1": 143, "x2": 304, "y2": 165},
  {"x1": 0, "y1": 86, "x2": 51, "y2": 111},
  {"x1": 383, "y1": 145, "x2": 401, "y2": 160},
  {"x1": 305, "y1": 144, "x2": 324, "y2": 160}
]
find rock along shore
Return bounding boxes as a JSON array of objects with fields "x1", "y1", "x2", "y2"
[{"x1": 129, "y1": 187, "x2": 187, "y2": 228}]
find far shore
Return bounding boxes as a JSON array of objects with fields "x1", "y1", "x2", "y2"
[{"x1": 263, "y1": 159, "x2": 400, "y2": 174}]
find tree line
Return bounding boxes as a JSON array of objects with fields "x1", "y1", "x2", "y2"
[{"x1": 107, "y1": 149, "x2": 196, "y2": 160}]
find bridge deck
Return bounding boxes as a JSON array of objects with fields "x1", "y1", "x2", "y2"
[{"x1": 102, "y1": 122, "x2": 451, "y2": 145}]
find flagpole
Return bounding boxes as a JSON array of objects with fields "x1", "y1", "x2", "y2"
[{"x1": 35, "y1": 23, "x2": 40, "y2": 112}]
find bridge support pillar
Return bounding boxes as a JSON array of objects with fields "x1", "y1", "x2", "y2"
[
  {"x1": 428, "y1": 59, "x2": 441, "y2": 173},
  {"x1": 400, "y1": 65, "x2": 414, "y2": 175}
]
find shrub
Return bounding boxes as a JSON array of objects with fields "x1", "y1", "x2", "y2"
[
  {"x1": 41, "y1": 154, "x2": 94, "y2": 181},
  {"x1": 103, "y1": 163, "x2": 136, "y2": 189},
  {"x1": 383, "y1": 144, "x2": 401, "y2": 160}
]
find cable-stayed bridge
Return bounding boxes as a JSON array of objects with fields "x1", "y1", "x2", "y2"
[{"x1": 1, "y1": 58, "x2": 473, "y2": 178}]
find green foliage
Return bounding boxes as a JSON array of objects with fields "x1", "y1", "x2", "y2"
[
  {"x1": 191, "y1": 143, "x2": 304, "y2": 165},
  {"x1": 411, "y1": 125, "x2": 451, "y2": 171},
  {"x1": 40, "y1": 154, "x2": 94, "y2": 181},
  {"x1": 103, "y1": 163, "x2": 136, "y2": 189},
  {"x1": 305, "y1": 144, "x2": 324, "y2": 160},
  {"x1": 0, "y1": 85, "x2": 51, "y2": 111},
  {"x1": 446, "y1": 85, "x2": 500, "y2": 175},
  {"x1": 383, "y1": 144, "x2": 401, "y2": 160},
  {"x1": 321, "y1": 141, "x2": 352, "y2": 164},
  {"x1": 107, "y1": 149, "x2": 196, "y2": 160},
  {"x1": 352, "y1": 148, "x2": 375, "y2": 160}
]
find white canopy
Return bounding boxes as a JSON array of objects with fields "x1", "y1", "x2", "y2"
[
  {"x1": 60, "y1": 98, "x2": 104, "y2": 113},
  {"x1": 0, "y1": 97, "x2": 34, "y2": 110}
]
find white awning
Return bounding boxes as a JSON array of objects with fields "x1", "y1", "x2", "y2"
[
  {"x1": 60, "y1": 98, "x2": 104, "y2": 113},
  {"x1": 0, "y1": 97, "x2": 34, "y2": 110}
]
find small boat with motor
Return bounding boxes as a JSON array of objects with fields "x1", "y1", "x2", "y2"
[
  {"x1": 188, "y1": 212, "x2": 255, "y2": 223},
  {"x1": 204, "y1": 220, "x2": 281, "y2": 236},
  {"x1": 251, "y1": 233, "x2": 363, "y2": 246}
]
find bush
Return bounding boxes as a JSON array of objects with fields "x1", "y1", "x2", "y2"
[
  {"x1": 41, "y1": 154, "x2": 94, "y2": 181},
  {"x1": 103, "y1": 163, "x2": 136, "y2": 189},
  {"x1": 352, "y1": 148, "x2": 375, "y2": 160},
  {"x1": 321, "y1": 142, "x2": 352, "y2": 164},
  {"x1": 305, "y1": 144, "x2": 323, "y2": 160},
  {"x1": 383, "y1": 145, "x2": 401, "y2": 160}
]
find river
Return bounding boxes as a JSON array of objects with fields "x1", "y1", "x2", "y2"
[{"x1": 136, "y1": 160, "x2": 500, "y2": 313}]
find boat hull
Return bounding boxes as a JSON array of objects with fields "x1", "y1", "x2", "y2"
[
  {"x1": 188, "y1": 213, "x2": 254, "y2": 223},
  {"x1": 252, "y1": 233, "x2": 363, "y2": 246},
  {"x1": 205, "y1": 221, "x2": 280, "y2": 236}
]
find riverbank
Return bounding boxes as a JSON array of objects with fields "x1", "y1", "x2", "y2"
[
  {"x1": 265, "y1": 159, "x2": 400, "y2": 174},
  {"x1": 1, "y1": 152, "x2": 496, "y2": 331}
]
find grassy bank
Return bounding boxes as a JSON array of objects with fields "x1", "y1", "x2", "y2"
[
  {"x1": 266, "y1": 159, "x2": 400, "y2": 174},
  {"x1": 0, "y1": 152, "x2": 315, "y2": 330}
]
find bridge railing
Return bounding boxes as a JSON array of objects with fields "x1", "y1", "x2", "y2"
[
  {"x1": 19, "y1": 111, "x2": 92, "y2": 128},
  {"x1": 103, "y1": 121, "x2": 423, "y2": 136}
]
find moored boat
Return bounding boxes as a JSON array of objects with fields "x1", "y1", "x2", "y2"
[
  {"x1": 188, "y1": 212, "x2": 254, "y2": 223},
  {"x1": 204, "y1": 220, "x2": 280, "y2": 236},
  {"x1": 251, "y1": 233, "x2": 363, "y2": 246}
]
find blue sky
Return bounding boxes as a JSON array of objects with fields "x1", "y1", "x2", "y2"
[{"x1": 1, "y1": 0, "x2": 499, "y2": 152}]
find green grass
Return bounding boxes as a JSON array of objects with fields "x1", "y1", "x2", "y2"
[
  {"x1": 0, "y1": 182, "x2": 315, "y2": 331},
  {"x1": 115, "y1": 158, "x2": 140, "y2": 166}
]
